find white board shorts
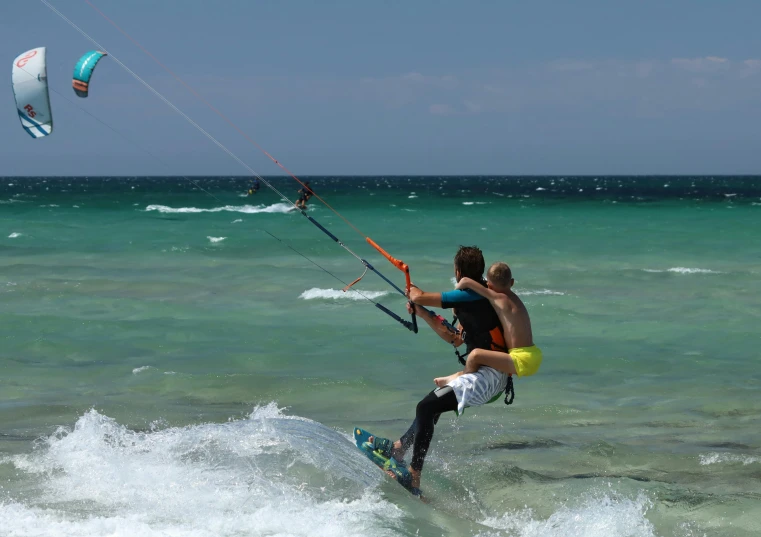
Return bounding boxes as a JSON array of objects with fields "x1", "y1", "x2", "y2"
[{"x1": 447, "y1": 366, "x2": 508, "y2": 415}]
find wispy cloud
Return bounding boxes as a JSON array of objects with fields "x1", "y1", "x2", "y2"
[
  {"x1": 741, "y1": 59, "x2": 761, "y2": 77},
  {"x1": 355, "y1": 72, "x2": 459, "y2": 108},
  {"x1": 548, "y1": 60, "x2": 597, "y2": 72},
  {"x1": 429, "y1": 103, "x2": 456, "y2": 116},
  {"x1": 189, "y1": 55, "x2": 761, "y2": 121},
  {"x1": 483, "y1": 84, "x2": 505, "y2": 94},
  {"x1": 361, "y1": 72, "x2": 458, "y2": 88},
  {"x1": 671, "y1": 56, "x2": 729, "y2": 73},
  {"x1": 634, "y1": 61, "x2": 655, "y2": 79}
]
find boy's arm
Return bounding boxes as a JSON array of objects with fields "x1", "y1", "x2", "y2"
[{"x1": 456, "y1": 277, "x2": 503, "y2": 301}]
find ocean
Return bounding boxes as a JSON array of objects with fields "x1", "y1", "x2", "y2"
[{"x1": 1, "y1": 175, "x2": 760, "y2": 537}]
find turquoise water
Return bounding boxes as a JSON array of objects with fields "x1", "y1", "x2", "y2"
[{"x1": 1, "y1": 176, "x2": 760, "y2": 536}]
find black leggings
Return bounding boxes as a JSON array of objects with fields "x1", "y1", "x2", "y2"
[{"x1": 398, "y1": 386, "x2": 458, "y2": 472}]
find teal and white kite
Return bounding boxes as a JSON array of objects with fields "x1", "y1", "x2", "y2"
[{"x1": 72, "y1": 50, "x2": 108, "y2": 98}]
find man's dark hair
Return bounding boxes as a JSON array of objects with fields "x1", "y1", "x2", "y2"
[{"x1": 454, "y1": 245, "x2": 485, "y2": 281}]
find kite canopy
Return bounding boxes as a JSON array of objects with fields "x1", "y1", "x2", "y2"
[
  {"x1": 12, "y1": 47, "x2": 53, "y2": 138},
  {"x1": 72, "y1": 50, "x2": 107, "y2": 97}
]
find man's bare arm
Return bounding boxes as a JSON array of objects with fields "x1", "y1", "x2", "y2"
[
  {"x1": 408, "y1": 302, "x2": 463, "y2": 346},
  {"x1": 408, "y1": 286, "x2": 442, "y2": 308}
]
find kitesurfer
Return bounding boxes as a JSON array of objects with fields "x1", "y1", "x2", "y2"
[
  {"x1": 366, "y1": 246, "x2": 509, "y2": 491},
  {"x1": 296, "y1": 181, "x2": 312, "y2": 209}
]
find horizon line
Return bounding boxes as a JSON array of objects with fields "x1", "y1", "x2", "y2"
[{"x1": 2, "y1": 174, "x2": 760, "y2": 179}]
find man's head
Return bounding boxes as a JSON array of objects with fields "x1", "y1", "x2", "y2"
[
  {"x1": 487, "y1": 262, "x2": 514, "y2": 292},
  {"x1": 453, "y1": 246, "x2": 485, "y2": 282}
]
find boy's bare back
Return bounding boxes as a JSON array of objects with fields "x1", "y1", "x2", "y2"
[
  {"x1": 491, "y1": 289, "x2": 533, "y2": 350},
  {"x1": 457, "y1": 262, "x2": 534, "y2": 350}
]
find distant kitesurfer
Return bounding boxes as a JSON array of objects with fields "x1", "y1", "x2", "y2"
[
  {"x1": 295, "y1": 181, "x2": 312, "y2": 209},
  {"x1": 248, "y1": 178, "x2": 260, "y2": 196},
  {"x1": 365, "y1": 246, "x2": 511, "y2": 491}
]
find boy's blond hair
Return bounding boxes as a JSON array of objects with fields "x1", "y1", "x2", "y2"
[{"x1": 487, "y1": 262, "x2": 513, "y2": 289}]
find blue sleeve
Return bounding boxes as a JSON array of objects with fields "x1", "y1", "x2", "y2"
[{"x1": 440, "y1": 288, "x2": 484, "y2": 309}]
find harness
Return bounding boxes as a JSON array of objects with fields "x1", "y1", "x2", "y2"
[{"x1": 448, "y1": 314, "x2": 515, "y2": 405}]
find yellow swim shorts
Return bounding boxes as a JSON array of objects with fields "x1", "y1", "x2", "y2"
[{"x1": 510, "y1": 345, "x2": 542, "y2": 377}]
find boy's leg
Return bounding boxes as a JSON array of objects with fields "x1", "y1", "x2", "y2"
[
  {"x1": 464, "y1": 348, "x2": 518, "y2": 376},
  {"x1": 433, "y1": 370, "x2": 464, "y2": 388}
]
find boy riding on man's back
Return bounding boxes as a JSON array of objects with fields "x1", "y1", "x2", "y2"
[
  {"x1": 434, "y1": 261, "x2": 542, "y2": 387},
  {"x1": 362, "y1": 254, "x2": 543, "y2": 494}
]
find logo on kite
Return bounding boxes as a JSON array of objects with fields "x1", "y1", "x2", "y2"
[
  {"x1": 72, "y1": 50, "x2": 108, "y2": 98},
  {"x1": 15, "y1": 50, "x2": 38, "y2": 69}
]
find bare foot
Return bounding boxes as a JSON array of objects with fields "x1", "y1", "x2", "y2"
[
  {"x1": 433, "y1": 373, "x2": 458, "y2": 388},
  {"x1": 368, "y1": 436, "x2": 406, "y2": 460}
]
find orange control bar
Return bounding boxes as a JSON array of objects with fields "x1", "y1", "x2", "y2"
[{"x1": 366, "y1": 238, "x2": 412, "y2": 292}]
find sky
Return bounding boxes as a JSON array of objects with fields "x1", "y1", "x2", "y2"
[{"x1": 2, "y1": 0, "x2": 761, "y2": 176}]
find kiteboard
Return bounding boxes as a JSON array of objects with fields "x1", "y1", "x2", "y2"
[{"x1": 353, "y1": 427, "x2": 423, "y2": 497}]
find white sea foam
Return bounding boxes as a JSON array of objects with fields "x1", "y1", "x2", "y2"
[
  {"x1": 644, "y1": 267, "x2": 721, "y2": 274},
  {"x1": 699, "y1": 452, "x2": 761, "y2": 466},
  {"x1": 8, "y1": 232, "x2": 22, "y2": 238},
  {"x1": 145, "y1": 202, "x2": 293, "y2": 215},
  {"x1": 299, "y1": 287, "x2": 389, "y2": 301},
  {"x1": 232, "y1": 219, "x2": 243, "y2": 223},
  {"x1": 462, "y1": 201, "x2": 490, "y2": 206},
  {"x1": 132, "y1": 366, "x2": 151, "y2": 374},
  {"x1": 2, "y1": 282, "x2": 17, "y2": 293},
  {"x1": 519, "y1": 289, "x2": 566, "y2": 296},
  {"x1": 478, "y1": 492, "x2": 656, "y2": 537},
  {"x1": 207, "y1": 236, "x2": 226, "y2": 243},
  {"x1": 443, "y1": 281, "x2": 564, "y2": 297},
  {"x1": 0, "y1": 407, "x2": 399, "y2": 537},
  {"x1": 536, "y1": 187, "x2": 546, "y2": 191}
]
